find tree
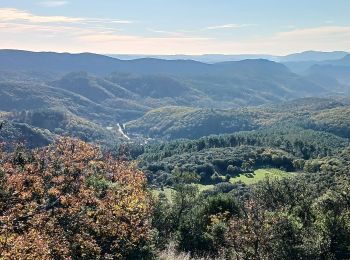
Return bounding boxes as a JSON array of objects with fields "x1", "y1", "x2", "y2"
[
  {"x1": 227, "y1": 165, "x2": 240, "y2": 176},
  {"x1": 227, "y1": 200, "x2": 272, "y2": 260},
  {"x1": 0, "y1": 138, "x2": 153, "y2": 259}
]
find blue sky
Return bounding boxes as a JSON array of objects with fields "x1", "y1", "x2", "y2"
[{"x1": 0, "y1": 0, "x2": 350, "y2": 54}]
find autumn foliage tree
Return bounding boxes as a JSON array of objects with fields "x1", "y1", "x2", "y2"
[{"x1": 0, "y1": 138, "x2": 153, "y2": 259}]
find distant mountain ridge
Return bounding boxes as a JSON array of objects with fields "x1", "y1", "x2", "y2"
[
  {"x1": 1, "y1": 49, "x2": 348, "y2": 76},
  {"x1": 299, "y1": 54, "x2": 350, "y2": 86},
  {"x1": 280, "y1": 51, "x2": 348, "y2": 62},
  {"x1": 108, "y1": 51, "x2": 349, "y2": 63},
  {"x1": 0, "y1": 49, "x2": 286, "y2": 76},
  {"x1": 326, "y1": 54, "x2": 350, "y2": 66}
]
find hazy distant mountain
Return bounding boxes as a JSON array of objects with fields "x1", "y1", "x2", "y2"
[
  {"x1": 283, "y1": 61, "x2": 319, "y2": 74},
  {"x1": 307, "y1": 65, "x2": 350, "y2": 86},
  {"x1": 0, "y1": 49, "x2": 216, "y2": 76},
  {"x1": 0, "y1": 49, "x2": 126, "y2": 75},
  {"x1": 1, "y1": 49, "x2": 347, "y2": 77},
  {"x1": 109, "y1": 51, "x2": 349, "y2": 63},
  {"x1": 327, "y1": 54, "x2": 350, "y2": 66},
  {"x1": 50, "y1": 72, "x2": 136, "y2": 102},
  {"x1": 107, "y1": 73, "x2": 205, "y2": 99},
  {"x1": 301, "y1": 54, "x2": 350, "y2": 86},
  {"x1": 184, "y1": 59, "x2": 328, "y2": 105},
  {"x1": 279, "y1": 51, "x2": 348, "y2": 62},
  {"x1": 283, "y1": 52, "x2": 350, "y2": 77},
  {"x1": 108, "y1": 54, "x2": 278, "y2": 63}
]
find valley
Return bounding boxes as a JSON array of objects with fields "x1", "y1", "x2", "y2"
[{"x1": 1, "y1": 0, "x2": 350, "y2": 258}]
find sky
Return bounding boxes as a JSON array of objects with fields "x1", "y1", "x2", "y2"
[{"x1": 0, "y1": 0, "x2": 350, "y2": 55}]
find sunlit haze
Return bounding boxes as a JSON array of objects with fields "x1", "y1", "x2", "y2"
[{"x1": 1, "y1": 0, "x2": 350, "y2": 54}]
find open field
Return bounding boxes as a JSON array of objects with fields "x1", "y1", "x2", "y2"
[
  {"x1": 230, "y1": 168, "x2": 295, "y2": 185},
  {"x1": 152, "y1": 168, "x2": 296, "y2": 200}
]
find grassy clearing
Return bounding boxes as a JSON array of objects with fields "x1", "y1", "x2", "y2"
[
  {"x1": 230, "y1": 168, "x2": 294, "y2": 185},
  {"x1": 152, "y1": 188, "x2": 174, "y2": 201},
  {"x1": 194, "y1": 184, "x2": 215, "y2": 192},
  {"x1": 152, "y1": 168, "x2": 296, "y2": 200},
  {"x1": 152, "y1": 184, "x2": 214, "y2": 201}
]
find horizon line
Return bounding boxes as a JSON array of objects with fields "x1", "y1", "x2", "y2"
[{"x1": 0, "y1": 48, "x2": 348, "y2": 57}]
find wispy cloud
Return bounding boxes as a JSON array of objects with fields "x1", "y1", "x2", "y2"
[
  {"x1": 0, "y1": 8, "x2": 134, "y2": 24},
  {"x1": 147, "y1": 28, "x2": 185, "y2": 37},
  {"x1": 203, "y1": 23, "x2": 254, "y2": 30},
  {"x1": 38, "y1": 1, "x2": 69, "y2": 7},
  {"x1": 247, "y1": 26, "x2": 350, "y2": 54},
  {"x1": 0, "y1": 8, "x2": 82, "y2": 23},
  {"x1": 276, "y1": 26, "x2": 350, "y2": 39},
  {"x1": 83, "y1": 18, "x2": 134, "y2": 25}
]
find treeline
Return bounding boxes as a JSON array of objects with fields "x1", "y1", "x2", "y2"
[
  {"x1": 141, "y1": 124, "x2": 347, "y2": 160},
  {"x1": 133, "y1": 125, "x2": 348, "y2": 186}
]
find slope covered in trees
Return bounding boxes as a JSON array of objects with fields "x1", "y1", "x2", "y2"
[
  {"x1": 136, "y1": 125, "x2": 348, "y2": 187},
  {"x1": 0, "y1": 50, "x2": 342, "y2": 118},
  {"x1": 126, "y1": 97, "x2": 350, "y2": 140},
  {"x1": 0, "y1": 108, "x2": 127, "y2": 149}
]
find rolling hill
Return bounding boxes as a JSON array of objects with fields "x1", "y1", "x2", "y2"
[
  {"x1": 126, "y1": 98, "x2": 350, "y2": 140},
  {"x1": 0, "y1": 50, "x2": 338, "y2": 120},
  {"x1": 284, "y1": 53, "x2": 350, "y2": 87}
]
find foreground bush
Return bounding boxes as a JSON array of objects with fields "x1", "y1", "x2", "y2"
[
  {"x1": 152, "y1": 174, "x2": 350, "y2": 259},
  {"x1": 0, "y1": 138, "x2": 153, "y2": 259}
]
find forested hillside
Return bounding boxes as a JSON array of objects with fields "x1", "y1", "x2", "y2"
[
  {"x1": 0, "y1": 50, "x2": 346, "y2": 152},
  {"x1": 0, "y1": 50, "x2": 344, "y2": 114},
  {"x1": 126, "y1": 97, "x2": 350, "y2": 139}
]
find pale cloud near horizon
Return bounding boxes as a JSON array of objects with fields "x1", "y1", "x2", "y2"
[
  {"x1": 38, "y1": 1, "x2": 69, "y2": 7},
  {"x1": 226, "y1": 26, "x2": 350, "y2": 54},
  {"x1": 74, "y1": 25, "x2": 350, "y2": 54},
  {"x1": 0, "y1": 8, "x2": 133, "y2": 24},
  {"x1": 0, "y1": 8, "x2": 349, "y2": 55},
  {"x1": 204, "y1": 24, "x2": 254, "y2": 30},
  {"x1": 0, "y1": 8, "x2": 82, "y2": 23},
  {"x1": 276, "y1": 26, "x2": 350, "y2": 39},
  {"x1": 146, "y1": 28, "x2": 188, "y2": 37}
]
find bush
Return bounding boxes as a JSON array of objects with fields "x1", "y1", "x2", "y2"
[
  {"x1": 0, "y1": 138, "x2": 153, "y2": 259},
  {"x1": 227, "y1": 165, "x2": 240, "y2": 176}
]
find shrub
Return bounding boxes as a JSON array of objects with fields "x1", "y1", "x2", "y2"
[
  {"x1": 226, "y1": 165, "x2": 240, "y2": 176},
  {"x1": 0, "y1": 138, "x2": 153, "y2": 259}
]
